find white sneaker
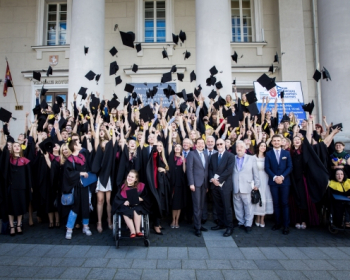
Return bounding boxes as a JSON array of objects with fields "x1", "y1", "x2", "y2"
[
  {"x1": 65, "y1": 230, "x2": 72, "y2": 240},
  {"x1": 83, "y1": 226, "x2": 92, "y2": 236}
]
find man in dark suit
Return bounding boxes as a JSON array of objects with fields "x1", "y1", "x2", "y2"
[
  {"x1": 140, "y1": 133, "x2": 156, "y2": 182},
  {"x1": 208, "y1": 138, "x2": 235, "y2": 236},
  {"x1": 265, "y1": 134, "x2": 293, "y2": 235},
  {"x1": 186, "y1": 138, "x2": 209, "y2": 237}
]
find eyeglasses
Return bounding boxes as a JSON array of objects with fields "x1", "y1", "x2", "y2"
[{"x1": 216, "y1": 143, "x2": 224, "y2": 146}]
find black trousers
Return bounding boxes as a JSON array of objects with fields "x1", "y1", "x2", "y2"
[
  {"x1": 191, "y1": 185, "x2": 207, "y2": 230},
  {"x1": 212, "y1": 184, "x2": 233, "y2": 228}
]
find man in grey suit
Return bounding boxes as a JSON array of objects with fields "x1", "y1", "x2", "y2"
[
  {"x1": 187, "y1": 138, "x2": 209, "y2": 237},
  {"x1": 232, "y1": 141, "x2": 260, "y2": 233}
]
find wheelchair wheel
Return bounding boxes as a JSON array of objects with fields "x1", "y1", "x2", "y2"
[
  {"x1": 116, "y1": 239, "x2": 120, "y2": 248},
  {"x1": 328, "y1": 224, "x2": 339, "y2": 234},
  {"x1": 143, "y1": 215, "x2": 150, "y2": 238},
  {"x1": 144, "y1": 239, "x2": 150, "y2": 247}
]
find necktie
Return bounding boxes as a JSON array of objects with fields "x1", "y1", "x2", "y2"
[
  {"x1": 200, "y1": 152, "x2": 205, "y2": 168},
  {"x1": 218, "y1": 153, "x2": 222, "y2": 165},
  {"x1": 276, "y1": 150, "x2": 280, "y2": 164},
  {"x1": 184, "y1": 151, "x2": 187, "y2": 158},
  {"x1": 209, "y1": 151, "x2": 212, "y2": 158}
]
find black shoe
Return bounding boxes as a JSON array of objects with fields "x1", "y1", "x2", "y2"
[
  {"x1": 223, "y1": 228, "x2": 233, "y2": 237},
  {"x1": 200, "y1": 227, "x2": 208, "y2": 232},
  {"x1": 10, "y1": 227, "x2": 15, "y2": 237},
  {"x1": 195, "y1": 229, "x2": 201, "y2": 237},
  {"x1": 271, "y1": 224, "x2": 282, "y2": 231},
  {"x1": 214, "y1": 219, "x2": 219, "y2": 225},
  {"x1": 238, "y1": 225, "x2": 246, "y2": 230},
  {"x1": 16, "y1": 225, "x2": 23, "y2": 235},
  {"x1": 201, "y1": 219, "x2": 207, "y2": 224},
  {"x1": 245, "y1": 226, "x2": 252, "y2": 234},
  {"x1": 211, "y1": 225, "x2": 225, "y2": 230},
  {"x1": 282, "y1": 227, "x2": 290, "y2": 235},
  {"x1": 153, "y1": 228, "x2": 163, "y2": 235}
]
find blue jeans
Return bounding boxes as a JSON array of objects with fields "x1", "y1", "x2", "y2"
[
  {"x1": 66, "y1": 210, "x2": 89, "y2": 229},
  {"x1": 270, "y1": 185, "x2": 290, "y2": 228}
]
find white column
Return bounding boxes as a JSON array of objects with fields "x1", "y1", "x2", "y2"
[
  {"x1": 195, "y1": 0, "x2": 232, "y2": 97},
  {"x1": 318, "y1": 0, "x2": 350, "y2": 145},
  {"x1": 68, "y1": 0, "x2": 105, "y2": 108}
]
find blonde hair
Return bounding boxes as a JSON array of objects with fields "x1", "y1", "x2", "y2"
[{"x1": 60, "y1": 143, "x2": 72, "y2": 165}]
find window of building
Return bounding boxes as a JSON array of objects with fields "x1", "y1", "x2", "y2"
[
  {"x1": 44, "y1": 92, "x2": 68, "y2": 108},
  {"x1": 231, "y1": 0, "x2": 252, "y2": 42},
  {"x1": 144, "y1": 1, "x2": 166, "y2": 43},
  {"x1": 46, "y1": 3, "x2": 67, "y2": 45}
]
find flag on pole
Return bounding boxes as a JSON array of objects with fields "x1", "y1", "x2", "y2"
[{"x1": 3, "y1": 60, "x2": 13, "y2": 97}]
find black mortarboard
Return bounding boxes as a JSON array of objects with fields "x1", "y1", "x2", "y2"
[
  {"x1": 247, "y1": 103, "x2": 259, "y2": 115},
  {"x1": 302, "y1": 100, "x2": 314, "y2": 114},
  {"x1": 208, "y1": 90, "x2": 217, "y2": 100},
  {"x1": 232, "y1": 79, "x2": 236, "y2": 85},
  {"x1": 124, "y1": 96, "x2": 131, "y2": 106},
  {"x1": 179, "y1": 102, "x2": 187, "y2": 113},
  {"x1": 172, "y1": 33, "x2": 179, "y2": 45},
  {"x1": 6, "y1": 135, "x2": 14, "y2": 143},
  {"x1": 274, "y1": 52, "x2": 279, "y2": 63},
  {"x1": 41, "y1": 85, "x2": 48, "y2": 96},
  {"x1": 136, "y1": 43, "x2": 142, "y2": 53},
  {"x1": 331, "y1": 123, "x2": 343, "y2": 131},
  {"x1": 215, "y1": 81, "x2": 223, "y2": 90},
  {"x1": 246, "y1": 91, "x2": 257, "y2": 104},
  {"x1": 210, "y1": 66, "x2": 218, "y2": 76},
  {"x1": 59, "y1": 118, "x2": 67, "y2": 130},
  {"x1": 313, "y1": 69, "x2": 322, "y2": 82},
  {"x1": 167, "y1": 105, "x2": 175, "y2": 118},
  {"x1": 223, "y1": 108, "x2": 232, "y2": 118},
  {"x1": 198, "y1": 84, "x2": 202, "y2": 90},
  {"x1": 194, "y1": 87, "x2": 201, "y2": 98},
  {"x1": 177, "y1": 89, "x2": 187, "y2": 101},
  {"x1": 268, "y1": 64, "x2": 274, "y2": 73},
  {"x1": 281, "y1": 114, "x2": 290, "y2": 123},
  {"x1": 213, "y1": 101, "x2": 220, "y2": 110},
  {"x1": 109, "y1": 61, "x2": 119, "y2": 75},
  {"x1": 171, "y1": 65, "x2": 177, "y2": 73},
  {"x1": 119, "y1": 31, "x2": 135, "y2": 48},
  {"x1": 56, "y1": 96, "x2": 64, "y2": 107},
  {"x1": 218, "y1": 96, "x2": 226, "y2": 106},
  {"x1": 0, "y1": 107, "x2": 12, "y2": 122},
  {"x1": 115, "y1": 76, "x2": 122, "y2": 86},
  {"x1": 231, "y1": 51, "x2": 238, "y2": 63},
  {"x1": 163, "y1": 85, "x2": 175, "y2": 99},
  {"x1": 227, "y1": 116, "x2": 239, "y2": 128},
  {"x1": 206, "y1": 76, "x2": 216, "y2": 86},
  {"x1": 177, "y1": 73, "x2": 184, "y2": 82},
  {"x1": 109, "y1": 46, "x2": 118, "y2": 56},
  {"x1": 151, "y1": 86, "x2": 158, "y2": 96},
  {"x1": 108, "y1": 97, "x2": 120, "y2": 110},
  {"x1": 39, "y1": 137, "x2": 54, "y2": 154},
  {"x1": 95, "y1": 74, "x2": 101, "y2": 84},
  {"x1": 139, "y1": 105, "x2": 154, "y2": 122},
  {"x1": 85, "y1": 70, "x2": 96, "y2": 81},
  {"x1": 187, "y1": 93, "x2": 194, "y2": 102},
  {"x1": 280, "y1": 90, "x2": 285, "y2": 99},
  {"x1": 33, "y1": 71, "x2": 41, "y2": 81},
  {"x1": 84, "y1": 46, "x2": 89, "y2": 55},
  {"x1": 184, "y1": 50, "x2": 191, "y2": 60},
  {"x1": 32, "y1": 105, "x2": 41, "y2": 116},
  {"x1": 322, "y1": 67, "x2": 331, "y2": 81},
  {"x1": 190, "y1": 70, "x2": 196, "y2": 82},
  {"x1": 266, "y1": 79, "x2": 276, "y2": 91},
  {"x1": 46, "y1": 66, "x2": 52, "y2": 77},
  {"x1": 162, "y1": 72, "x2": 172, "y2": 83},
  {"x1": 90, "y1": 95, "x2": 99, "y2": 114},
  {"x1": 257, "y1": 74, "x2": 273, "y2": 89},
  {"x1": 78, "y1": 87, "x2": 88, "y2": 100},
  {"x1": 132, "y1": 92, "x2": 137, "y2": 99},
  {"x1": 162, "y1": 48, "x2": 169, "y2": 59},
  {"x1": 52, "y1": 103, "x2": 60, "y2": 114},
  {"x1": 40, "y1": 99, "x2": 48, "y2": 109},
  {"x1": 179, "y1": 30, "x2": 186, "y2": 43},
  {"x1": 124, "y1": 83, "x2": 134, "y2": 93},
  {"x1": 132, "y1": 64, "x2": 138, "y2": 73}
]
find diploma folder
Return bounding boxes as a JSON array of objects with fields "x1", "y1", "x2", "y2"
[
  {"x1": 333, "y1": 194, "x2": 350, "y2": 202},
  {"x1": 127, "y1": 188, "x2": 139, "y2": 205}
]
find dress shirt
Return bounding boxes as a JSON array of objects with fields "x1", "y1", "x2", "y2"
[{"x1": 236, "y1": 155, "x2": 245, "y2": 171}]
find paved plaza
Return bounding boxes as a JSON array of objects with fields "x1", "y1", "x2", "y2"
[{"x1": 1, "y1": 218, "x2": 350, "y2": 279}]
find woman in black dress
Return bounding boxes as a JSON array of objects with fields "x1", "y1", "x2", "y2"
[
  {"x1": 112, "y1": 170, "x2": 150, "y2": 237},
  {"x1": 168, "y1": 130, "x2": 186, "y2": 228}
]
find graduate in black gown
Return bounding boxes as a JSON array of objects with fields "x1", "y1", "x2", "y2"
[{"x1": 112, "y1": 170, "x2": 151, "y2": 237}]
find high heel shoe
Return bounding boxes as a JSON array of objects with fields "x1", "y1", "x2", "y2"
[
  {"x1": 153, "y1": 227, "x2": 163, "y2": 235},
  {"x1": 16, "y1": 225, "x2": 23, "y2": 235},
  {"x1": 10, "y1": 227, "x2": 16, "y2": 237},
  {"x1": 96, "y1": 222, "x2": 103, "y2": 233},
  {"x1": 48, "y1": 223, "x2": 54, "y2": 229},
  {"x1": 55, "y1": 222, "x2": 60, "y2": 228}
]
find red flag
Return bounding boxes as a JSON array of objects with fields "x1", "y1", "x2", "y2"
[{"x1": 3, "y1": 61, "x2": 13, "y2": 97}]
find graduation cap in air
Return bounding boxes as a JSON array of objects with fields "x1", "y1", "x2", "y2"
[
  {"x1": 179, "y1": 30, "x2": 186, "y2": 43},
  {"x1": 302, "y1": 100, "x2": 314, "y2": 115},
  {"x1": 268, "y1": 64, "x2": 274, "y2": 73},
  {"x1": 59, "y1": 118, "x2": 67, "y2": 130},
  {"x1": 32, "y1": 105, "x2": 41, "y2": 116},
  {"x1": 108, "y1": 97, "x2": 120, "y2": 110},
  {"x1": 132, "y1": 92, "x2": 137, "y2": 99},
  {"x1": 40, "y1": 98, "x2": 48, "y2": 109},
  {"x1": 247, "y1": 103, "x2": 259, "y2": 115},
  {"x1": 194, "y1": 87, "x2": 201, "y2": 98},
  {"x1": 179, "y1": 102, "x2": 187, "y2": 113},
  {"x1": 133, "y1": 97, "x2": 142, "y2": 106},
  {"x1": 136, "y1": 43, "x2": 142, "y2": 53},
  {"x1": 215, "y1": 81, "x2": 223, "y2": 90},
  {"x1": 95, "y1": 74, "x2": 101, "y2": 84},
  {"x1": 232, "y1": 79, "x2": 236, "y2": 85},
  {"x1": 124, "y1": 83, "x2": 134, "y2": 93},
  {"x1": 171, "y1": 65, "x2": 177, "y2": 73},
  {"x1": 208, "y1": 90, "x2": 217, "y2": 100},
  {"x1": 246, "y1": 91, "x2": 257, "y2": 104},
  {"x1": 163, "y1": 85, "x2": 175, "y2": 99},
  {"x1": 231, "y1": 51, "x2": 238, "y2": 63},
  {"x1": 78, "y1": 87, "x2": 88, "y2": 100},
  {"x1": 167, "y1": 105, "x2": 176, "y2": 118},
  {"x1": 151, "y1": 86, "x2": 158, "y2": 96},
  {"x1": 227, "y1": 116, "x2": 239, "y2": 128},
  {"x1": 0, "y1": 107, "x2": 12, "y2": 123},
  {"x1": 198, "y1": 84, "x2": 202, "y2": 90},
  {"x1": 206, "y1": 76, "x2": 216, "y2": 86},
  {"x1": 115, "y1": 76, "x2": 122, "y2": 86},
  {"x1": 322, "y1": 67, "x2": 331, "y2": 81},
  {"x1": 84, "y1": 46, "x2": 89, "y2": 55},
  {"x1": 132, "y1": 64, "x2": 138, "y2": 73},
  {"x1": 177, "y1": 89, "x2": 187, "y2": 101},
  {"x1": 184, "y1": 50, "x2": 191, "y2": 60},
  {"x1": 177, "y1": 73, "x2": 184, "y2": 82},
  {"x1": 90, "y1": 95, "x2": 100, "y2": 114},
  {"x1": 331, "y1": 123, "x2": 343, "y2": 131},
  {"x1": 172, "y1": 33, "x2": 179, "y2": 45},
  {"x1": 139, "y1": 105, "x2": 154, "y2": 122},
  {"x1": 109, "y1": 61, "x2": 119, "y2": 75},
  {"x1": 223, "y1": 108, "x2": 232, "y2": 118},
  {"x1": 85, "y1": 70, "x2": 96, "y2": 81},
  {"x1": 187, "y1": 93, "x2": 194, "y2": 102},
  {"x1": 280, "y1": 91, "x2": 285, "y2": 99},
  {"x1": 124, "y1": 96, "x2": 131, "y2": 106},
  {"x1": 56, "y1": 96, "x2": 64, "y2": 107},
  {"x1": 218, "y1": 96, "x2": 226, "y2": 106},
  {"x1": 39, "y1": 137, "x2": 54, "y2": 154},
  {"x1": 313, "y1": 69, "x2": 322, "y2": 82},
  {"x1": 190, "y1": 70, "x2": 196, "y2": 82},
  {"x1": 41, "y1": 85, "x2": 48, "y2": 96},
  {"x1": 109, "y1": 46, "x2": 118, "y2": 56},
  {"x1": 119, "y1": 31, "x2": 135, "y2": 48},
  {"x1": 161, "y1": 72, "x2": 172, "y2": 83},
  {"x1": 281, "y1": 114, "x2": 290, "y2": 123},
  {"x1": 213, "y1": 101, "x2": 220, "y2": 110},
  {"x1": 274, "y1": 52, "x2": 279, "y2": 63},
  {"x1": 33, "y1": 71, "x2": 41, "y2": 81},
  {"x1": 46, "y1": 66, "x2": 53, "y2": 77},
  {"x1": 52, "y1": 103, "x2": 60, "y2": 114},
  {"x1": 210, "y1": 66, "x2": 218, "y2": 76},
  {"x1": 257, "y1": 74, "x2": 276, "y2": 91},
  {"x1": 162, "y1": 48, "x2": 169, "y2": 59}
]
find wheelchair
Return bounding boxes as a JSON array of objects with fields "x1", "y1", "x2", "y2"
[
  {"x1": 113, "y1": 213, "x2": 150, "y2": 248},
  {"x1": 327, "y1": 190, "x2": 350, "y2": 234}
]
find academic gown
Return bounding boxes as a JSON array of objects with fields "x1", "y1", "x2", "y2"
[
  {"x1": 49, "y1": 154, "x2": 61, "y2": 213},
  {"x1": 168, "y1": 151, "x2": 187, "y2": 210},
  {"x1": 36, "y1": 151, "x2": 53, "y2": 214}
]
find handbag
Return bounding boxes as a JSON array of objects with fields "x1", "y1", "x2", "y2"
[
  {"x1": 61, "y1": 188, "x2": 74, "y2": 206},
  {"x1": 251, "y1": 189, "x2": 262, "y2": 207}
]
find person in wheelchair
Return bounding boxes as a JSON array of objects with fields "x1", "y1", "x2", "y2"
[
  {"x1": 329, "y1": 169, "x2": 350, "y2": 228},
  {"x1": 112, "y1": 170, "x2": 151, "y2": 238}
]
